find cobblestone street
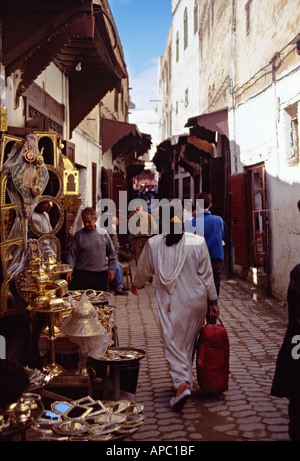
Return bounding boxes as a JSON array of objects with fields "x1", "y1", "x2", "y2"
[{"x1": 114, "y1": 274, "x2": 290, "y2": 442}]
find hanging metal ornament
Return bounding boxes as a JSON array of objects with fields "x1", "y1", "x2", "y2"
[{"x1": 11, "y1": 134, "x2": 49, "y2": 219}]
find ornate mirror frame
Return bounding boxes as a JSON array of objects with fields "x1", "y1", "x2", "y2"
[{"x1": 28, "y1": 195, "x2": 64, "y2": 237}]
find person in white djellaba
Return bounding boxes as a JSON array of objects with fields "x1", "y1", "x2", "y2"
[{"x1": 131, "y1": 208, "x2": 219, "y2": 410}]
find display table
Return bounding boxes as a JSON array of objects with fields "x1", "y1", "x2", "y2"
[{"x1": 96, "y1": 348, "x2": 145, "y2": 400}]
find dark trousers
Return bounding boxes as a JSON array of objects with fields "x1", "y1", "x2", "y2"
[
  {"x1": 211, "y1": 259, "x2": 222, "y2": 297},
  {"x1": 206, "y1": 259, "x2": 223, "y2": 323},
  {"x1": 132, "y1": 236, "x2": 150, "y2": 264},
  {"x1": 69, "y1": 269, "x2": 108, "y2": 291}
]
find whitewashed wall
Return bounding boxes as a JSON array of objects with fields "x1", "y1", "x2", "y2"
[
  {"x1": 232, "y1": 63, "x2": 300, "y2": 300},
  {"x1": 170, "y1": 0, "x2": 201, "y2": 135}
]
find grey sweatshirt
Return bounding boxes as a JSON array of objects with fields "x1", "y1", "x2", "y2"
[{"x1": 68, "y1": 226, "x2": 117, "y2": 273}]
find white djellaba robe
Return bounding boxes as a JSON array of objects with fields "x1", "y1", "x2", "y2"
[{"x1": 133, "y1": 232, "x2": 218, "y2": 391}]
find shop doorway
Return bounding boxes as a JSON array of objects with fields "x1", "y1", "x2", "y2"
[{"x1": 230, "y1": 163, "x2": 268, "y2": 286}]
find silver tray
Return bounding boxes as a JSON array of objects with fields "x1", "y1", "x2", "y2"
[
  {"x1": 88, "y1": 423, "x2": 120, "y2": 437},
  {"x1": 121, "y1": 413, "x2": 144, "y2": 427},
  {"x1": 54, "y1": 419, "x2": 90, "y2": 436},
  {"x1": 94, "y1": 413, "x2": 126, "y2": 425},
  {"x1": 104, "y1": 400, "x2": 130, "y2": 413},
  {"x1": 67, "y1": 290, "x2": 112, "y2": 304},
  {"x1": 98, "y1": 347, "x2": 145, "y2": 364}
]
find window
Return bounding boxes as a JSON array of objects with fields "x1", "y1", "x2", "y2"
[
  {"x1": 184, "y1": 8, "x2": 188, "y2": 50},
  {"x1": 185, "y1": 89, "x2": 189, "y2": 107},
  {"x1": 194, "y1": 1, "x2": 198, "y2": 34},
  {"x1": 286, "y1": 103, "x2": 299, "y2": 166},
  {"x1": 176, "y1": 31, "x2": 179, "y2": 62},
  {"x1": 168, "y1": 47, "x2": 172, "y2": 80},
  {"x1": 245, "y1": 0, "x2": 253, "y2": 35},
  {"x1": 24, "y1": 82, "x2": 64, "y2": 136}
]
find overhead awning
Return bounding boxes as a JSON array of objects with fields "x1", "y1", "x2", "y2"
[
  {"x1": 186, "y1": 135, "x2": 214, "y2": 157},
  {"x1": 68, "y1": 2, "x2": 128, "y2": 134},
  {"x1": 101, "y1": 119, "x2": 142, "y2": 153},
  {"x1": 153, "y1": 133, "x2": 213, "y2": 172},
  {"x1": 1, "y1": 0, "x2": 128, "y2": 135},
  {"x1": 185, "y1": 108, "x2": 229, "y2": 140},
  {"x1": 126, "y1": 160, "x2": 145, "y2": 180},
  {"x1": 112, "y1": 132, "x2": 151, "y2": 161},
  {"x1": 2, "y1": 1, "x2": 93, "y2": 77},
  {"x1": 168, "y1": 133, "x2": 213, "y2": 155},
  {"x1": 100, "y1": 118, "x2": 151, "y2": 161}
]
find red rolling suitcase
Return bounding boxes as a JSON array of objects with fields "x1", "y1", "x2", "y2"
[{"x1": 196, "y1": 317, "x2": 229, "y2": 393}]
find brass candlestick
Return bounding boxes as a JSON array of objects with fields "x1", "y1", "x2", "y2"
[
  {"x1": 39, "y1": 305, "x2": 69, "y2": 376},
  {"x1": 24, "y1": 259, "x2": 69, "y2": 376}
]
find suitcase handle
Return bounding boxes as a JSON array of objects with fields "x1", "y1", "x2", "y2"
[{"x1": 206, "y1": 316, "x2": 224, "y2": 327}]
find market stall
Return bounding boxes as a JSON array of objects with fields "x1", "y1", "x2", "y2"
[{"x1": 0, "y1": 132, "x2": 145, "y2": 441}]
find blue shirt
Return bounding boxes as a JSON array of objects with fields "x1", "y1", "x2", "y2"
[{"x1": 184, "y1": 210, "x2": 227, "y2": 260}]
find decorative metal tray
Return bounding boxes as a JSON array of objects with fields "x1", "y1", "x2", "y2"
[
  {"x1": 67, "y1": 290, "x2": 112, "y2": 304},
  {"x1": 104, "y1": 400, "x2": 130, "y2": 414},
  {"x1": 54, "y1": 419, "x2": 90, "y2": 436},
  {"x1": 88, "y1": 423, "x2": 120, "y2": 437},
  {"x1": 93, "y1": 413, "x2": 126, "y2": 425},
  {"x1": 103, "y1": 400, "x2": 144, "y2": 415},
  {"x1": 98, "y1": 347, "x2": 145, "y2": 364}
]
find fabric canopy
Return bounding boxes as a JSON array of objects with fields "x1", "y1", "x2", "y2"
[
  {"x1": 101, "y1": 119, "x2": 141, "y2": 153},
  {"x1": 186, "y1": 108, "x2": 229, "y2": 139}
]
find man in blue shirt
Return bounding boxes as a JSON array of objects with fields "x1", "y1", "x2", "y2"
[{"x1": 185, "y1": 192, "x2": 227, "y2": 297}]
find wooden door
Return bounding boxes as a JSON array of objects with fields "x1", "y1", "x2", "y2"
[
  {"x1": 101, "y1": 167, "x2": 113, "y2": 200},
  {"x1": 230, "y1": 173, "x2": 251, "y2": 266},
  {"x1": 249, "y1": 164, "x2": 268, "y2": 283}
]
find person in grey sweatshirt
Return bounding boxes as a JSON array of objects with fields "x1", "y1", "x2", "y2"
[{"x1": 67, "y1": 207, "x2": 117, "y2": 291}]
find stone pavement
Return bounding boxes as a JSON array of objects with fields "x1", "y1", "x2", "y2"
[{"x1": 113, "y1": 274, "x2": 290, "y2": 442}]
